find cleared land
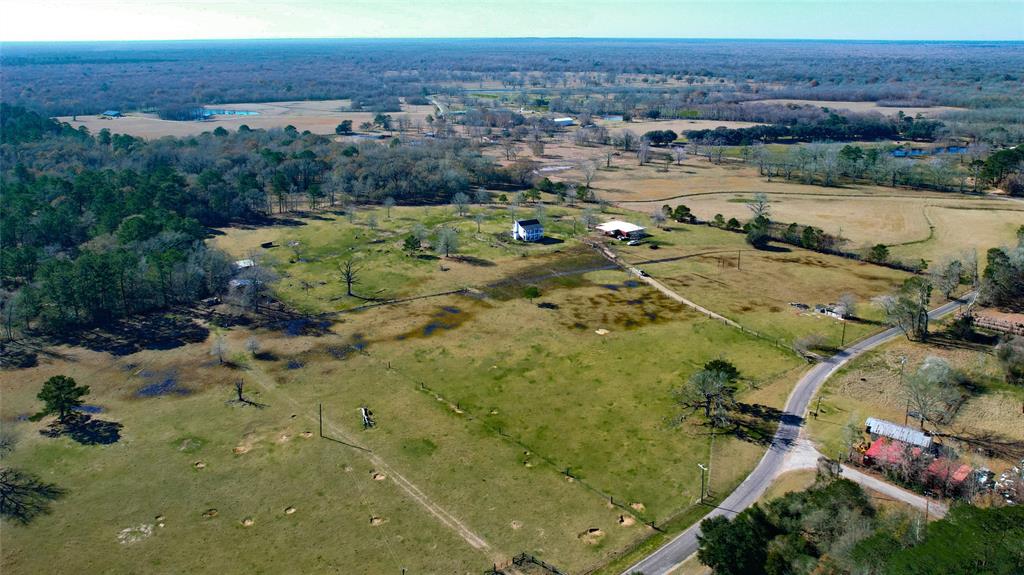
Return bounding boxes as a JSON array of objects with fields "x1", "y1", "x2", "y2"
[
  {"x1": 56, "y1": 100, "x2": 435, "y2": 139},
  {"x1": 211, "y1": 204, "x2": 606, "y2": 314},
  {"x1": 583, "y1": 159, "x2": 1022, "y2": 263},
  {"x1": 612, "y1": 223, "x2": 912, "y2": 351},
  {"x1": 1, "y1": 261, "x2": 806, "y2": 573}
]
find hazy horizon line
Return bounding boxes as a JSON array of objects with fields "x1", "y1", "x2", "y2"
[{"x1": 5, "y1": 36, "x2": 1023, "y2": 46}]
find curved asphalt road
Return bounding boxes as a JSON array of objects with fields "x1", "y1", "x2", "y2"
[{"x1": 623, "y1": 294, "x2": 973, "y2": 575}]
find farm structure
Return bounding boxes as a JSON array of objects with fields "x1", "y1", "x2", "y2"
[
  {"x1": 552, "y1": 117, "x2": 575, "y2": 127},
  {"x1": 865, "y1": 417, "x2": 932, "y2": 448},
  {"x1": 596, "y1": 220, "x2": 646, "y2": 240},
  {"x1": 512, "y1": 219, "x2": 544, "y2": 242}
]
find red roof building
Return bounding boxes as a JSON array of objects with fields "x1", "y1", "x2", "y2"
[
  {"x1": 864, "y1": 437, "x2": 922, "y2": 466},
  {"x1": 926, "y1": 458, "x2": 972, "y2": 485}
]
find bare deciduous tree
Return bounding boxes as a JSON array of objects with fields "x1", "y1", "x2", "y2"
[
  {"x1": 672, "y1": 146, "x2": 688, "y2": 166},
  {"x1": 581, "y1": 161, "x2": 597, "y2": 191},
  {"x1": 902, "y1": 356, "x2": 959, "y2": 429},
  {"x1": 500, "y1": 138, "x2": 518, "y2": 161},
  {"x1": 636, "y1": 139, "x2": 650, "y2": 166},
  {"x1": 837, "y1": 293, "x2": 858, "y2": 318},
  {"x1": 339, "y1": 259, "x2": 361, "y2": 297},
  {"x1": 931, "y1": 258, "x2": 963, "y2": 300},
  {"x1": 434, "y1": 227, "x2": 459, "y2": 257},
  {"x1": 452, "y1": 192, "x2": 471, "y2": 216},
  {"x1": 210, "y1": 334, "x2": 228, "y2": 365},
  {"x1": 746, "y1": 192, "x2": 771, "y2": 220},
  {"x1": 581, "y1": 208, "x2": 598, "y2": 229}
]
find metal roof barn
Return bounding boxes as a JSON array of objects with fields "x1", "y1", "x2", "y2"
[{"x1": 865, "y1": 417, "x2": 933, "y2": 448}]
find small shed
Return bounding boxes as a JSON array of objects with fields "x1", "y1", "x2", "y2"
[
  {"x1": 102, "y1": 110, "x2": 122, "y2": 117},
  {"x1": 596, "y1": 220, "x2": 646, "y2": 240},
  {"x1": 512, "y1": 219, "x2": 544, "y2": 242},
  {"x1": 865, "y1": 417, "x2": 932, "y2": 448},
  {"x1": 234, "y1": 259, "x2": 255, "y2": 271},
  {"x1": 552, "y1": 117, "x2": 575, "y2": 127},
  {"x1": 815, "y1": 304, "x2": 848, "y2": 320}
]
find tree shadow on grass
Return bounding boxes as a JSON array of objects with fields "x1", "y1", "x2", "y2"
[
  {"x1": 48, "y1": 313, "x2": 209, "y2": 356},
  {"x1": 0, "y1": 468, "x2": 66, "y2": 525},
  {"x1": 731, "y1": 403, "x2": 797, "y2": 447},
  {"x1": 40, "y1": 414, "x2": 123, "y2": 446},
  {"x1": 450, "y1": 255, "x2": 496, "y2": 267}
]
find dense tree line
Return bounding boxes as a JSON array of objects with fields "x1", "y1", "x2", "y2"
[
  {"x1": 980, "y1": 234, "x2": 1024, "y2": 310},
  {"x1": 686, "y1": 111, "x2": 945, "y2": 145},
  {"x1": 699, "y1": 475, "x2": 1024, "y2": 575},
  {"x1": 0, "y1": 105, "x2": 510, "y2": 337},
  {"x1": 3, "y1": 40, "x2": 1020, "y2": 145}
]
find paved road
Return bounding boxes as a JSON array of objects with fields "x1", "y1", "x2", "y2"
[{"x1": 622, "y1": 294, "x2": 972, "y2": 575}]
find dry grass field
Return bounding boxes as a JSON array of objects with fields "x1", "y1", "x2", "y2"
[
  {"x1": 612, "y1": 223, "x2": 912, "y2": 350},
  {"x1": 56, "y1": 100, "x2": 436, "y2": 139},
  {"x1": 580, "y1": 159, "x2": 1023, "y2": 262}
]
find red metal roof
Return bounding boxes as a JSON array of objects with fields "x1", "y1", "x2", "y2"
[
  {"x1": 864, "y1": 437, "x2": 921, "y2": 465},
  {"x1": 926, "y1": 458, "x2": 972, "y2": 484}
]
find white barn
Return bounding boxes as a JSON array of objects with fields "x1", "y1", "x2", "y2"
[
  {"x1": 512, "y1": 219, "x2": 544, "y2": 242},
  {"x1": 596, "y1": 220, "x2": 646, "y2": 240},
  {"x1": 552, "y1": 117, "x2": 575, "y2": 127}
]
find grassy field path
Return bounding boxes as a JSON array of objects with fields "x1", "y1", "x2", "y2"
[{"x1": 243, "y1": 363, "x2": 498, "y2": 559}]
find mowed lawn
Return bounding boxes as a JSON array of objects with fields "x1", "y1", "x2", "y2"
[
  {"x1": 1, "y1": 263, "x2": 805, "y2": 574},
  {"x1": 211, "y1": 204, "x2": 614, "y2": 314},
  {"x1": 613, "y1": 223, "x2": 912, "y2": 350}
]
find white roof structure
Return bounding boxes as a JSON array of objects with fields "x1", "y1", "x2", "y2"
[
  {"x1": 234, "y1": 259, "x2": 255, "y2": 270},
  {"x1": 552, "y1": 117, "x2": 574, "y2": 125},
  {"x1": 865, "y1": 417, "x2": 932, "y2": 448},
  {"x1": 596, "y1": 220, "x2": 645, "y2": 234}
]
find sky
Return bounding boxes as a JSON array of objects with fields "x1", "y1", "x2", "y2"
[{"x1": 1, "y1": 0, "x2": 1021, "y2": 42}]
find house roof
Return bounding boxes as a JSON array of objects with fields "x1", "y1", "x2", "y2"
[
  {"x1": 552, "y1": 117, "x2": 574, "y2": 122},
  {"x1": 927, "y1": 459, "x2": 972, "y2": 484},
  {"x1": 865, "y1": 437, "x2": 921, "y2": 466},
  {"x1": 596, "y1": 220, "x2": 645, "y2": 234},
  {"x1": 866, "y1": 417, "x2": 933, "y2": 448},
  {"x1": 515, "y1": 219, "x2": 542, "y2": 228},
  {"x1": 234, "y1": 259, "x2": 256, "y2": 269}
]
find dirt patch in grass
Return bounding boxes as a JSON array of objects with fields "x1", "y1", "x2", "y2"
[{"x1": 578, "y1": 528, "x2": 606, "y2": 545}]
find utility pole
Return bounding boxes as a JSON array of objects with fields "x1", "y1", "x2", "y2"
[
  {"x1": 697, "y1": 463, "x2": 708, "y2": 503},
  {"x1": 898, "y1": 356, "x2": 909, "y2": 426},
  {"x1": 319, "y1": 403, "x2": 323, "y2": 438},
  {"x1": 815, "y1": 395, "x2": 822, "y2": 418},
  {"x1": 840, "y1": 321, "x2": 847, "y2": 347},
  {"x1": 737, "y1": 250, "x2": 741, "y2": 270}
]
